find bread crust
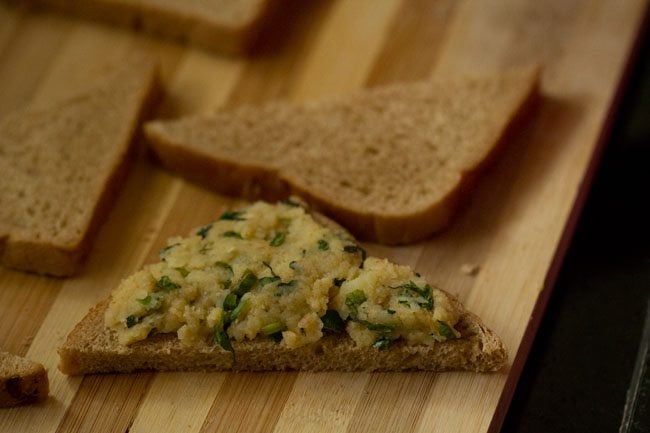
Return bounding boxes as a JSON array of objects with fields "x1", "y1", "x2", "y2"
[
  {"x1": 58, "y1": 297, "x2": 507, "y2": 375},
  {"x1": 15, "y1": 0, "x2": 280, "y2": 55},
  {"x1": 0, "y1": 352, "x2": 49, "y2": 408}
]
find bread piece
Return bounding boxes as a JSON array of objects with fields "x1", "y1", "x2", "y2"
[
  {"x1": 59, "y1": 202, "x2": 507, "y2": 374},
  {"x1": 145, "y1": 67, "x2": 539, "y2": 244},
  {"x1": 15, "y1": 0, "x2": 279, "y2": 55},
  {"x1": 0, "y1": 57, "x2": 159, "y2": 277},
  {"x1": 0, "y1": 351, "x2": 49, "y2": 407}
]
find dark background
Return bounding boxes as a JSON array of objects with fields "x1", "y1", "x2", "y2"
[{"x1": 502, "y1": 18, "x2": 650, "y2": 433}]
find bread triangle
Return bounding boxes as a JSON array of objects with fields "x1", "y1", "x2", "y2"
[
  {"x1": 0, "y1": 351, "x2": 49, "y2": 407},
  {"x1": 59, "y1": 201, "x2": 507, "y2": 374},
  {"x1": 21, "y1": 0, "x2": 277, "y2": 55},
  {"x1": 145, "y1": 67, "x2": 539, "y2": 244},
  {"x1": 0, "y1": 57, "x2": 159, "y2": 276}
]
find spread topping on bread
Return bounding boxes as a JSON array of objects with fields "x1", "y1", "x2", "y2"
[{"x1": 105, "y1": 201, "x2": 460, "y2": 351}]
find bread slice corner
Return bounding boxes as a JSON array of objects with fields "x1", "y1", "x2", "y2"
[
  {"x1": 0, "y1": 351, "x2": 49, "y2": 407},
  {"x1": 0, "y1": 56, "x2": 159, "y2": 277}
]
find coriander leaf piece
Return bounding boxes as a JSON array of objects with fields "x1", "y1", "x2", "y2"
[
  {"x1": 233, "y1": 270, "x2": 257, "y2": 296},
  {"x1": 318, "y1": 239, "x2": 329, "y2": 251},
  {"x1": 269, "y1": 232, "x2": 285, "y2": 247},
  {"x1": 214, "y1": 328, "x2": 233, "y2": 352},
  {"x1": 270, "y1": 332, "x2": 283, "y2": 342},
  {"x1": 320, "y1": 310, "x2": 345, "y2": 333},
  {"x1": 196, "y1": 224, "x2": 213, "y2": 239},
  {"x1": 222, "y1": 231, "x2": 243, "y2": 239},
  {"x1": 259, "y1": 276, "x2": 281, "y2": 286},
  {"x1": 387, "y1": 309, "x2": 396, "y2": 315},
  {"x1": 373, "y1": 336, "x2": 393, "y2": 351},
  {"x1": 289, "y1": 261, "x2": 299, "y2": 270},
  {"x1": 358, "y1": 320, "x2": 397, "y2": 333},
  {"x1": 398, "y1": 299, "x2": 411, "y2": 308},
  {"x1": 262, "y1": 261, "x2": 278, "y2": 277},
  {"x1": 280, "y1": 198, "x2": 301, "y2": 207},
  {"x1": 345, "y1": 290, "x2": 367, "y2": 309},
  {"x1": 333, "y1": 278, "x2": 346, "y2": 287},
  {"x1": 230, "y1": 298, "x2": 250, "y2": 322},
  {"x1": 223, "y1": 293, "x2": 238, "y2": 310},
  {"x1": 156, "y1": 275, "x2": 180, "y2": 292},
  {"x1": 214, "y1": 261, "x2": 233, "y2": 274},
  {"x1": 126, "y1": 315, "x2": 138, "y2": 328},
  {"x1": 261, "y1": 321, "x2": 285, "y2": 336},
  {"x1": 277, "y1": 280, "x2": 297, "y2": 288},
  {"x1": 219, "y1": 210, "x2": 245, "y2": 221},
  {"x1": 343, "y1": 244, "x2": 367, "y2": 268},
  {"x1": 438, "y1": 321, "x2": 457, "y2": 339},
  {"x1": 175, "y1": 267, "x2": 190, "y2": 277},
  {"x1": 391, "y1": 281, "x2": 433, "y2": 310},
  {"x1": 159, "y1": 243, "x2": 180, "y2": 259}
]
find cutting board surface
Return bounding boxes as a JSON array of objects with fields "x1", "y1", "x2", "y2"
[{"x1": 0, "y1": 0, "x2": 646, "y2": 432}]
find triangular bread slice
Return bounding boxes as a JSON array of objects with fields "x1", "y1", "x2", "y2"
[
  {"x1": 0, "y1": 57, "x2": 159, "y2": 276},
  {"x1": 59, "y1": 201, "x2": 506, "y2": 374},
  {"x1": 20, "y1": 0, "x2": 278, "y2": 55},
  {"x1": 0, "y1": 351, "x2": 49, "y2": 407},
  {"x1": 145, "y1": 67, "x2": 539, "y2": 245}
]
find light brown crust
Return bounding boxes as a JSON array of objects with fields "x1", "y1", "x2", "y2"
[
  {"x1": 0, "y1": 353, "x2": 49, "y2": 408},
  {"x1": 17, "y1": 0, "x2": 280, "y2": 56},
  {"x1": 58, "y1": 297, "x2": 507, "y2": 375}
]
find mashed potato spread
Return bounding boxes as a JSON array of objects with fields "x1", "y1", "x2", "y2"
[{"x1": 105, "y1": 201, "x2": 460, "y2": 351}]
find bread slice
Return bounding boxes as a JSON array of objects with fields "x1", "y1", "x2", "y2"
[
  {"x1": 145, "y1": 67, "x2": 539, "y2": 245},
  {"x1": 16, "y1": 0, "x2": 279, "y2": 55},
  {"x1": 0, "y1": 57, "x2": 159, "y2": 277},
  {"x1": 58, "y1": 201, "x2": 507, "y2": 374},
  {"x1": 59, "y1": 298, "x2": 506, "y2": 374},
  {"x1": 0, "y1": 351, "x2": 49, "y2": 407}
]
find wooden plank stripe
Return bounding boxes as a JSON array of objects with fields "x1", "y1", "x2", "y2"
[{"x1": 365, "y1": 0, "x2": 459, "y2": 87}]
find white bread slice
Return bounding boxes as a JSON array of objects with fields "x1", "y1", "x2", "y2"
[
  {"x1": 145, "y1": 67, "x2": 539, "y2": 245},
  {"x1": 59, "y1": 297, "x2": 506, "y2": 374},
  {"x1": 0, "y1": 57, "x2": 159, "y2": 277},
  {"x1": 58, "y1": 203, "x2": 507, "y2": 374},
  {"x1": 0, "y1": 351, "x2": 49, "y2": 407},
  {"x1": 15, "y1": 0, "x2": 279, "y2": 55}
]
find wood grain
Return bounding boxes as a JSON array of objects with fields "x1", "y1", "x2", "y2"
[{"x1": 0, "y1": 0, "x2": 646, "y2": 432}]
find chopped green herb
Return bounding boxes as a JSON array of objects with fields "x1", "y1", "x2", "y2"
[
  {"x1": 391, "y1": 281, "x2": 433, "y2": 310},
  {"x1": 277, "y1": 280, "x2": 297, "y2": 288},
  {"x1": 147, "y1": 327, "x2": 158, "y2": 338},
  {"x1": 159, "y1": 243, "x2": 179, "y2": 258},
  {"x1": 289, "y1": 261, "x2": 299, "y2": 270},
  {"x1": 175, "y1": 267, "x2": 190, "y2": 277},
  {"x1": 196, "y1": 224, "x2": 213, "y2": 239},
  {"x1": 270, "y1": 332, "x2": 283, "y2": 342},
  {"x1": 438, "y1": 321, "x2": 457, "y2": 339},
  {"x1": 333, "y1": 278, "x2": 346, "y2": 287},
  {"x1": 230, "y1": 298, "x2": 250, "y2": 322},
  {"x1": 280, "y1": 198, "x2": 301, "y2": 207},
  {"x1": 156, "y1": 275, "x2": 180, "y2": 292},
  {"x1": 199, "y1": 242, "x2": 213, "y2": 254},
  {"x1": 219, "y1": 210, "x2": 245, "y2": 221},
  {"x1": 259, "y1": 276, "x2": 281, "y2": 286},
  {"x1": 345, "y1": 290, "x2": 367, "y2": 309},
  {"x1": 214, "y1": 262, "x2": 233, "y2": 274},
  {"x1": 269, "y1": 232, "x2": 285, "y2": 247},
  {"x1": 343, "y1": 244, "x2": 367, "y2": 268},
  {"x1": 137, "y1": 295, "x2": 152, "y2": 306},
  {"x1": 261, "y1": 321, "x2": 285, "y2": 336},
  {"x1": 318, "y1": 239, "x2": 329, "y2": 251},
  {"x1": 387, "y1": 309, "x2": 396, "y2": 315},
  {"x1": 137, "y1": 293, "x2": 163, "y2": 309},
  {"x1": 223, "y1": 279, "x2": 232, "y2": 291},
  {"x1": 262, "y1": 261, "x2": 278, "y2": 277},
  {"x1": 320, "y1": 310, "x2": 345, "y2": 333},
  {"x1": 398, "y1": 300, "x2": 411, "y2": 308},
  {"x1": 358, "y1": 320, "x2": 397, "y2": 333},
  {"x1": 373, "y1": 336, "x2": 393, "y2": 351},
  {"x1": 223, "y1": 292, "x2": 238, "y2": 311},
  {"x1": 415, "y1": 272, "x2": 421, "y2": 277},
  {"x1": 233, "y1": 270, "x2": 257, "y2": 296},
  {"x1": 126, "y1": 315, "x2": 138, "y2": 328},
  {"x1": 222, "y1": 231, "x2": 243, "y2": 239},
  {"x1": 214, "y1": 328, "x2": 233, "y2": 353}
]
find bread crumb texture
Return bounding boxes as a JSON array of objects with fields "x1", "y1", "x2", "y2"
[
  {"x1": 0, "y1": 57, "x2": 158, "y2": 276},
  {"x1": 0, "y1": 351, "x2": 49, "y2": 407}
]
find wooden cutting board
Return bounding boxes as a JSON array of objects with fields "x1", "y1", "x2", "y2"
[{"x1": 0, "y1": 0, "x2": 647, "y2": 432}]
